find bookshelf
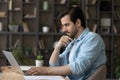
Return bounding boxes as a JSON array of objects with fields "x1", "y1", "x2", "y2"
[
  {"x1": 84, "y1": 0, "x2": 120, "y2": 78},
  {"x1": 0, "y1": 0, "x2": 70, "y2": 67},
  {"x1": 0, "y1": 0, "x2": 40, "y2": 66}
]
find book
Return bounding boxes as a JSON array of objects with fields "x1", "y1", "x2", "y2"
[
  {"x1": 113, "y1": 11, "x2": 117, "y2": 20},
  {"x1": 92, "y1": 24, "x2": 97, "y2": 32},
  {"x1": 9, "y1": 0, "x2": 12, "y2": 10},
  {"x1": 33, "y1": 8, "x2": 37, "y2": 17},
  {"x1": 91, "y1": 0, "x2": 97, "y2": 4},
  {"x1": 116, "y1": 11, "x2": 120, "y2": 19},
  {"x1": 113, "y1": 25, "x2": 117, "y2": 34},
  {"x1": 33, "y1": 46, "x2": 37, "y2": 57},
  {"x1": 23, "y1": 22, "x2": 29, "y2": 32},
  {"x1": 60, "y1": 0, "x2": 67, "y2": 4},
  {"x1": 85, "y1": 7, "x2": 89, "y2": 19},
  {"x1": 38, "y1": 39, "x2": 45, "y2": 49}
]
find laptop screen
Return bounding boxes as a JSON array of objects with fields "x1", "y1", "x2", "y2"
[{"x1": 2, "y1": 50, "x2": 24, "y2": 74}]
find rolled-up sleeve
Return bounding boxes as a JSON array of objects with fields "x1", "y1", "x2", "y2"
[
  {"x1": 49, "y1": 58, "x2": 60, "y2": 67},
  {"x1": 49, "y1": 52, "x2": 68, "y2": 67}
]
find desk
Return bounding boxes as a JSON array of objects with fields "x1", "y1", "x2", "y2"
[
  {"x1": 0, "y1": 66, "x2": 67, "y2": 80},
  {"x1": 0, "y1": 71, "x2": 24, "y2": 80}
]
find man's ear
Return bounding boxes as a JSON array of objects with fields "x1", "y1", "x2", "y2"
[{"x1": 75, "y1": 19, "x2": 81, "y2": 27}]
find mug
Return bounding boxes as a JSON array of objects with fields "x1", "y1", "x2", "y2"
[{"x1": 42, "y1": 26, "x2": 49, "y2": 33}]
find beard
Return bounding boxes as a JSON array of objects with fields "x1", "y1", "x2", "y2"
[{"x1": 65, "y1": 28, "x2": 78, "y2": 39}]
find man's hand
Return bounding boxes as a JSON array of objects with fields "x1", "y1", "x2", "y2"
[
  {"x1": 26, "y1": 67, "x2": 48, "y2": 75},
  {"x1": 55, "y1": 35, "x2": 73, "y2": 49},
  {"x1": 26, "y1": 65, "x2": 72, "y2": 76}
]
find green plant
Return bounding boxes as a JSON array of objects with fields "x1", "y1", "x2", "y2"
[
  {"x1": 37, "y1": 55, "x2": 43, "y2": 60},
  {"x1": 12, "y1": 40, "x2": 24, "y2": 65}
]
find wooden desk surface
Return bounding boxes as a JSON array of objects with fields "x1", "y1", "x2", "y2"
[
  {"x1": 0, "y1": 71, "x2": 24, "y2": 80},
  {"x1": 0, "y1": 66, "x2": 67, "y2": 80},
  {"x1": 0, "y1": 66, "x2": 24, "y2": 80}
]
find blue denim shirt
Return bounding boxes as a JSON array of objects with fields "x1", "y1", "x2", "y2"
[{"x1": 49, "y1": 28, "x2": 106, "y2": 80}]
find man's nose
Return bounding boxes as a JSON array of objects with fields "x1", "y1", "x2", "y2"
[{"x1": 62, "y1": 26, "x2": 67, "y2": 32}]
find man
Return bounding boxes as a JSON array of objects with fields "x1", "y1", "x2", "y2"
[{"x1": 26, "y1": 6, "x2": 106, "y2": 80}]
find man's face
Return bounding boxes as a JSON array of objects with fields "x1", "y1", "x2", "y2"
[{"x1": 60, "y1": 15, "x2": 79, "y2": 38}]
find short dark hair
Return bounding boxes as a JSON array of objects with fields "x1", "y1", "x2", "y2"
[{"x1": 58, "y1": 6, "x2": 86, "y2": 28}]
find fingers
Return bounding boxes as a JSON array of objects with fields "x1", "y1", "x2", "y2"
[
  {"x1": 60, "y1": 35, "x2": 73, "y2": 46},
  {"x1": 63, "y1": 35, "x2": 73, "y2": 41},
  {"x1": 54, "y1": 35, "x2": 73, "y2": 49},
  {"x1": 26, "y1": 67, "x2": 38, "y2": 75},
  {"x1": 32, "y1": 71, "x2": 38, "y2": 75}
]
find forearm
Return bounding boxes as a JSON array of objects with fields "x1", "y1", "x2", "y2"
[
  {"x1": 50, "y1": 35, "x2": 72, "y2": 65},
  {"x1": 26, "y1": 65, "x2": 72, "y2": 75},
  {"x1": 49, "y1": 47, "x2": 61, "y2": 64},
  {"x1": 46, "y1": 65, "x2": 72, "y2": 75}
]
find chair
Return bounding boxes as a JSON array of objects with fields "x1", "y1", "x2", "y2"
[{"x1": 87, "y1": 65, "x2": 106, "y2": 80}]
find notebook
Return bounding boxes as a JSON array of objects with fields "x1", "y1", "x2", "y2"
[{"x1": 2, "y1": 50, "x2": 32, "y2": 75}]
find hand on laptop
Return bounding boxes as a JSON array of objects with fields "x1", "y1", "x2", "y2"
[{"x1": 26, "y1": 67, "x2": 49, "y2": 75}]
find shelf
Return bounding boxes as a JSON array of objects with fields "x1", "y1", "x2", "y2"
[
  {"x1": 37, "y1": 32, "x2": 62, "y2": 37},
  {"x1": 7, "y1": 31, "x2": 37, "y2": 34},
  {"x1": 23, "y1": 16, "x2": 36, "y2": 19},
  {"x1": 39, "y1": 10, "x2": 52, "y2": 13},
  {"x1": 0, "y1": 2, "x2": 7, "y2": 4},
  {"x1": 100, "y1": 33, "x2": 116, "y2": 37},
  {"x1": 86, "y1": 18, "x2": 98, "y2": 21},
  {"x1": 85, "y1": 4, "x2": 97, "y2": 6},
  {"x1": 0, "y1": 16, "x2": 7, "y2": 18},
  {"x1": 8, "y1": 9, "x2": 22, "y2": 12},
  {"x1": 23, "y1": 2, "x2": 36, "y2": 5},
  {"x1": 100, "y1": 11, "x2": 112, "y2": 14},
  {"x1": 54, "y1": 3, "x2": 67, "y2": 6}
]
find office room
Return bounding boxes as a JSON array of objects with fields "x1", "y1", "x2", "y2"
[{"x1": 0, "y1": 0, "x2": 120, "y2": 80}]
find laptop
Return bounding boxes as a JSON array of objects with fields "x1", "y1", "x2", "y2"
[
  {"x1": 2, "y1": 50, "x2": 32, "y2": 75},
  {"x1": 2, "y1": 50, "x2": 65, "y2": 80}
]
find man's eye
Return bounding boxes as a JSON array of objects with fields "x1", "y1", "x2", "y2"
[{"x1": 65, "y1": 23, "x2": 69, "y2": 26}]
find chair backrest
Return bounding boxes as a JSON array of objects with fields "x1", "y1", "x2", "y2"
[{"x1": 87, "y1": 65, "x2": 106, "y2": 80}]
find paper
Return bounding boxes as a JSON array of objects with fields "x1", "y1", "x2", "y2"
[
  {"x1": 24, "y1": 75, "x2": 65, "y2": 80},
  {"x1": 20, "y1": 66, "x2": 33, "y2": 71}
]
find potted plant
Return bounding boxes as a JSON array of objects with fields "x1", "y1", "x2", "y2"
[
  {"x1": 8, "y1": 23, "x2": 19, "y2": 32},
  {"x1": 35, "y1": 54, "x2": 44, "y2": 67}
]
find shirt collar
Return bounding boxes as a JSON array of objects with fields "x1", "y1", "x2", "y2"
[
  {"x1": 66, "y1": 28, "x2": 90, "y2": 49},
  {"x1": 75, "y1": 28, "x2": 90, "y2": 41}
]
